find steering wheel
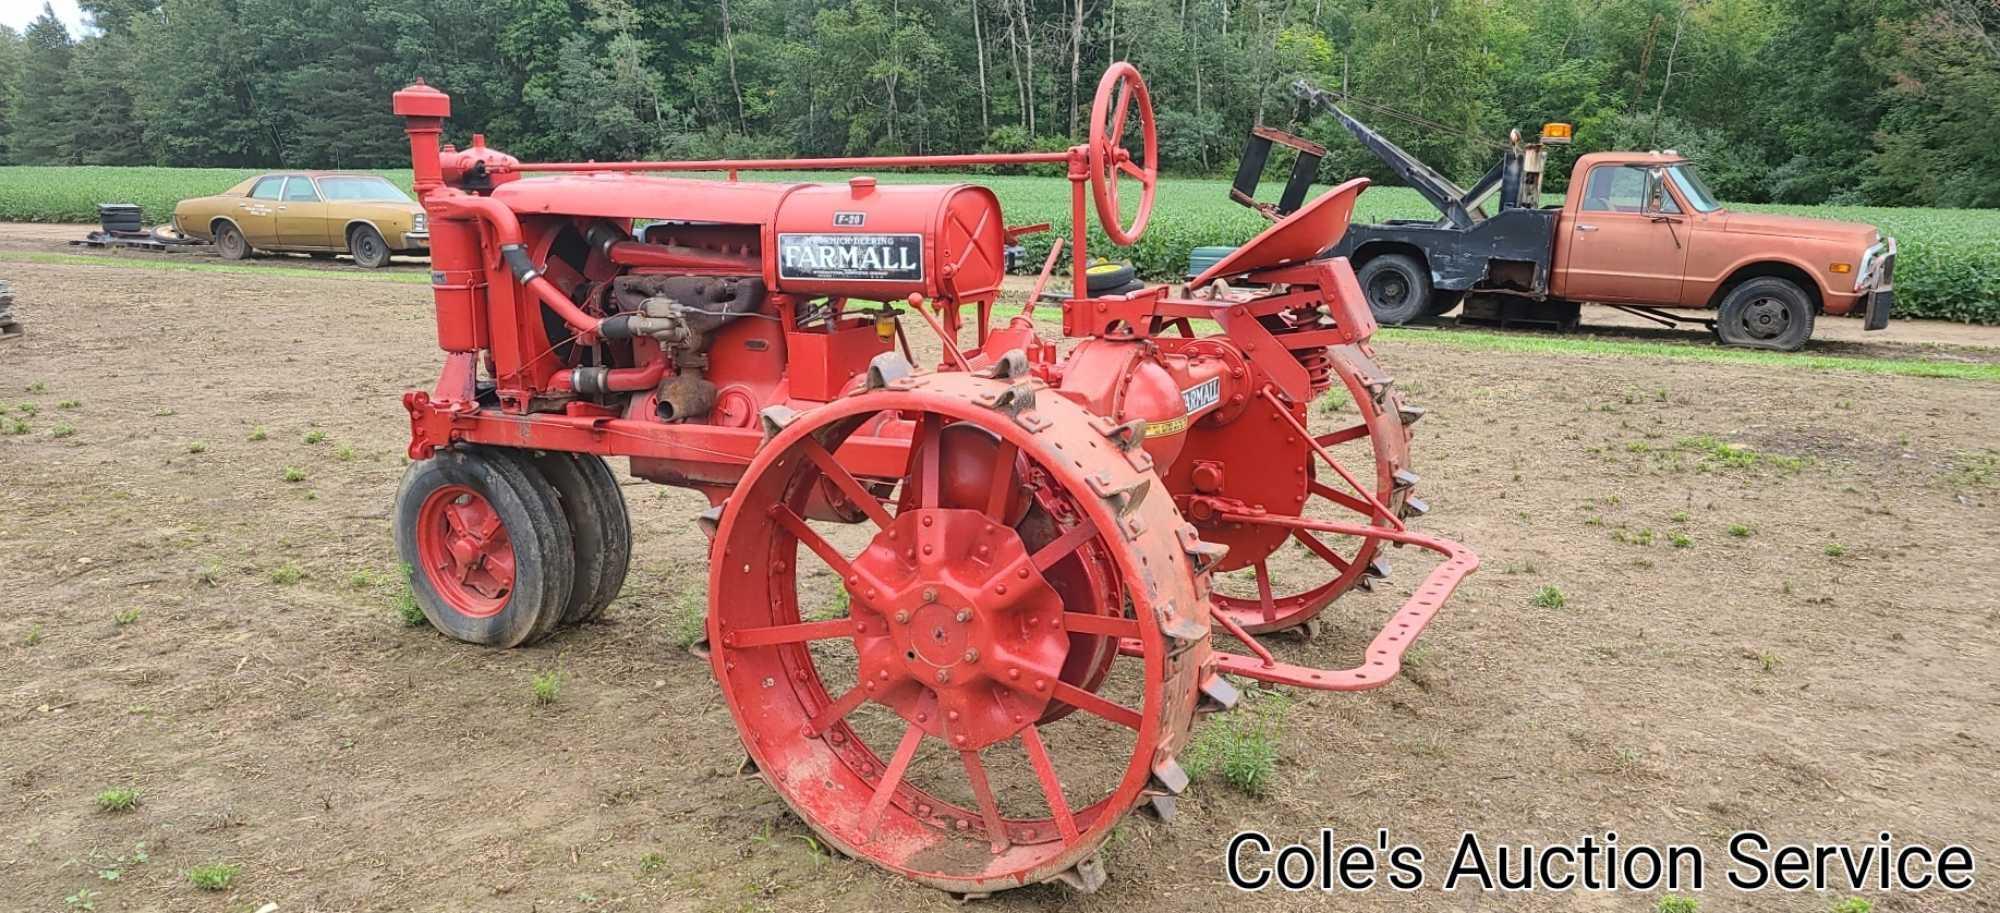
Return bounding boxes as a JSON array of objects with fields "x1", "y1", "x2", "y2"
[{"x1": 1087, "y1": 62, "x2": 1159, "y2": 246}]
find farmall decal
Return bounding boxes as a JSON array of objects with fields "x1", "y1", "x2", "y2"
[
  {"x1": 778, "y1": 233, "x2": 923, "y2": 282},
  {"x1": 1148, "y1": 377, "x2": 1224, "y2": 438},
  {"x1": 1182, "y1": 377, "x2": 1222, "y2": 417}
]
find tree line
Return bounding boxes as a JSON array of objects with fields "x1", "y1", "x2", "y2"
[{"x1": 0, "y1": 0, "x2": 1994, "y2": 208}]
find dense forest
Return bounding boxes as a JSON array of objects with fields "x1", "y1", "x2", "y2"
[{"x1": 0, "y1": 0, "x2": 1994, "y2": 207}]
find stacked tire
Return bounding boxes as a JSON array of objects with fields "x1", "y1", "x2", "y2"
[{"x1": 394, "y1": 446, "x2": 631, "y2": 648}]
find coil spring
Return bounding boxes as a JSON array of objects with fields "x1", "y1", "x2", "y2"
[{"x1": 1296, "y1": 346, "x2": 1335, "y2": 396}]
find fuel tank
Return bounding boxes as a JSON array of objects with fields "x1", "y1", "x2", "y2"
[{"x1": 770, "y1": 177, "x2": 1006, "y2": 303}]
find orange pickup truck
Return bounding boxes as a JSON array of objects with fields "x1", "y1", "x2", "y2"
[{"x1": 1242, "y1": 83, "x2": 1896, "y2": 351}]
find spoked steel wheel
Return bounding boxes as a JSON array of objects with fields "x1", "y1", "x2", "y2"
[
  {"x1": 1188, "y1": 344, "x2": 1418, "y2": 635},
  {"x1": 709, "y1": 370, "x2": 1209, "y2": 895}
]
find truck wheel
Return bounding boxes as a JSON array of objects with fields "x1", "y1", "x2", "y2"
[
  {"x1": 394, "y1": 446, "x2": 574, "y2": 648},
  {"x1": 526, "y1": 451, "x2": 632, "y2": 625},
  {"x1": 214, "y1": 221, "x2": 250, "y2": 261},
  {"x1": 1716, "y1": 278, "x2": 1815, "y2": 351},
  {"x1": 1356, "y1": 253, "x2": 1432, "y2": 325},
  {"x1": 348, "y1": 224, "x2": 392, "y2": 269}
]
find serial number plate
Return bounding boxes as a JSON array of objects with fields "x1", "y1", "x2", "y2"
[{"x1": 778, "y1": 233, "x2": 924, "y2": 282}]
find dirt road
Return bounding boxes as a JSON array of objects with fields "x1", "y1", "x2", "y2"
[{"x1": 2, "y1": 260, "x2": 1996, "y2": 912}]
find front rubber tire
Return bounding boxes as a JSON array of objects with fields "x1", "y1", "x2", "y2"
[
  {"x1": 1356, "y1": 253, "x2": 1432, "y2": 325},
  {"x1": 395, "y1": 447, "x2": 574, "y2": 648},
  {"x1": 348, "y1": 224, "x2": 392, "y2": 269},
  {"x1": 214, "y1": 222, "x2": 250, "y2": 261},
  {"x1": 526, "y1": 451, "x2": 632, "y2": 625},
  {"x1": 1716, "y1": 277, "x2": 1815, "y2": 351}
]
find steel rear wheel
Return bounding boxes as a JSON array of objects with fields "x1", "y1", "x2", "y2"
[
  {"x1": 1196, "y1": 344, "x2": 1417, "y2": 635},
  {"x1": 709, "y1": 371, "x2": 1209, "y2": 895}
]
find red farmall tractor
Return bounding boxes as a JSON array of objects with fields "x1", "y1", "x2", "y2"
[{"x1": 389, "y1": 64, "x2": 1476, "y2": 897}]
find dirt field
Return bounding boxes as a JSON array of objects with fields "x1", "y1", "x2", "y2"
[{"x1": 3, "y1": 257, "x2": 1998, "y2": 913}]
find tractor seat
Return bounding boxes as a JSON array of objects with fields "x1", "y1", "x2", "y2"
[{"x1": 1189, "y1": 177, "x2": 1370, "y2": 289}]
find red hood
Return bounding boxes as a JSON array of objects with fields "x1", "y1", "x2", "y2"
[{"x1": 1720, "y1": 211, "x2": 1878, "y2": 245}]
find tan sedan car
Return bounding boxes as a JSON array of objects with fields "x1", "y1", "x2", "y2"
[{"x1": 173, "y1": 172, "x2": 429, "y2": 268}]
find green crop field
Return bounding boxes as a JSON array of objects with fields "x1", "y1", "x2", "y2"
[{"x1": 3, "y1": 165, "x2": 1995, "y2": 323}]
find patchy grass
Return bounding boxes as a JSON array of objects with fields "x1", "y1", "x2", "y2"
[
  {"x1": 93, "y1": 787, "x2": 140, "y2": 812},
  {"x1": 1828, "y1": 899, "x2": 1873, "y2": 913},
  {"x1": 1530, "y1": 585, "x2": 1566, "y2": 609},
  {"x1": 1947, "y1": 449, "x2": 1999, "y2": 488},
  {"x1": 1656, "y1": 894, "x2": 1700, "y2": 913},
  {"x1": 269, "y1": 563, "x2": 304, "y2": 585},
  {"x1": 532, "y1": 670, "x2": 563, "y2": 705},
  {"x1": 1183, "y1": 689, "x2": 1290, "y2": 796},
  {"x1": 1824, "y1": 543, "x2": 1848, "y2": 558},
  {"x1": 1612, "y1": 528, "x2": 1656, "y2": 546},
  {"x1": 1378, "y1": 326, "x2": 2000, "y2": 382},
  {"x1": 1669, "y1": 531, "x2": 1694, "y2": 549},
  {"x1": 186, "y1": 440, "x2": 207, "y2": 454},
  {"x1": 281, "y1": 466, "x2": 308, "y2": 482},
  {"x1": 1727, "y1": 523, "x2": 1754, "y2": 538},
  {"x1": 303, "y1": 430, "x2": 326, "y2": 444},
  {"x1": 1316, "y1": 386, "x2": 1350, "y2": 415},
  {"x1": 50, "y1": 423, "x2": 76, "y2": 438},
  {"x1": 5, "y1": 417, "x2": 28, "y2": 434},
  {"x1": 185, "y1": 862, "x2": 240, "y2": 891},
  {"x1": 247, "y1": 426, "x2": 267, "y2": 442},
  {"x1": 665, "y1": 586, "x2": 708, "y2": 648},
  {"x1": 394, "y1": 585, "x2": 427, "y2": 627},
  {"x1": 194, "y1": 562, "x2": 223, "y2": 585},
  {"x1": 113, "y1": 608, "x2": 140, "y2": 626}
]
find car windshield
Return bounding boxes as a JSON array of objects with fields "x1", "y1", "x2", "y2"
[
  {"x1": 317, "y1": 176, "x2": 413, "y2": 203},
  {"x1": 1666, "y1": 164, "x2": 1721, "y2": 213}
]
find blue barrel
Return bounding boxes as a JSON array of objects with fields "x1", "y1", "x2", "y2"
[{"x1": 1187, "y1": 245, "x2": 1236, "y2": 278}]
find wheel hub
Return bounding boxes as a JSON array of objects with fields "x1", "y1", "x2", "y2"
[
  {"x1": 1744, "y1": 298, "x2": 1788, "y2": 337},
  {"x1": 849, "y1": 508, "x2": 1069, "y2": 750},
  {"x1": 415, "y1": 485, "x2": 515, "y2": 616}
]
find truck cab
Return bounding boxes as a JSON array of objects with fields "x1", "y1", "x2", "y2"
[{"x1": 1258, "y1": 81, "x2": 1895, "y2": 351}]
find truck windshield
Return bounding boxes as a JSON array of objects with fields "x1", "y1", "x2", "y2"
[
  {"x1": 318, "y1": 176, "x2": 413, "y2": 203},
  {"x1": 1666, "y1": 165, "x2": 1721, "y2": 213}
]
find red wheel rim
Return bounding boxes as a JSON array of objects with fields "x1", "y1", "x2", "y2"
[
  {"x1": 708, "y1": 374, "x2": 1206, "y2": 894},
  {"x1": 415, "y1": 484, "x2": 516, "y2": 618},
  {"x1": 1199, "y1": 344, "x2": 1413, "y2": 634}
]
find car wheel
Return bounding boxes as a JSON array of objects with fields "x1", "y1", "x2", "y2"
[
  {"x1": 348, "y1": 224, "x2": 391, "y2": 269},
  {"x1": 214, "y1": 221, "x2": 250, "y2": 261},
  {"x1": 1716, "y1": 277, "x2": 1815, "y2": 351},
  {"x1": 1356, "y1": 253, "x2": 1432, "y2": 325}
]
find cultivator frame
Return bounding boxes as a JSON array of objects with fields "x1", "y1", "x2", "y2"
[{"x1": 389, "y1": 63, "x2": 1476, "y2": 896}]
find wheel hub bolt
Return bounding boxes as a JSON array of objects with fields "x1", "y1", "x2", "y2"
[
  {"x1": 922, "y1": 587, "x2": 939, "y2": 603},
  {"x1": 935, "y1": 669, "x2": 952, "y2": 684},
  {"x1": 955, "y1": 609, "x2": 972, "y2": 623},
  {"x1": 895, "y1": 610, "x2": 910, "y2": 624},
  {"x1": 963, "y1": 648, "x2": 980, "y2": 663}
]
